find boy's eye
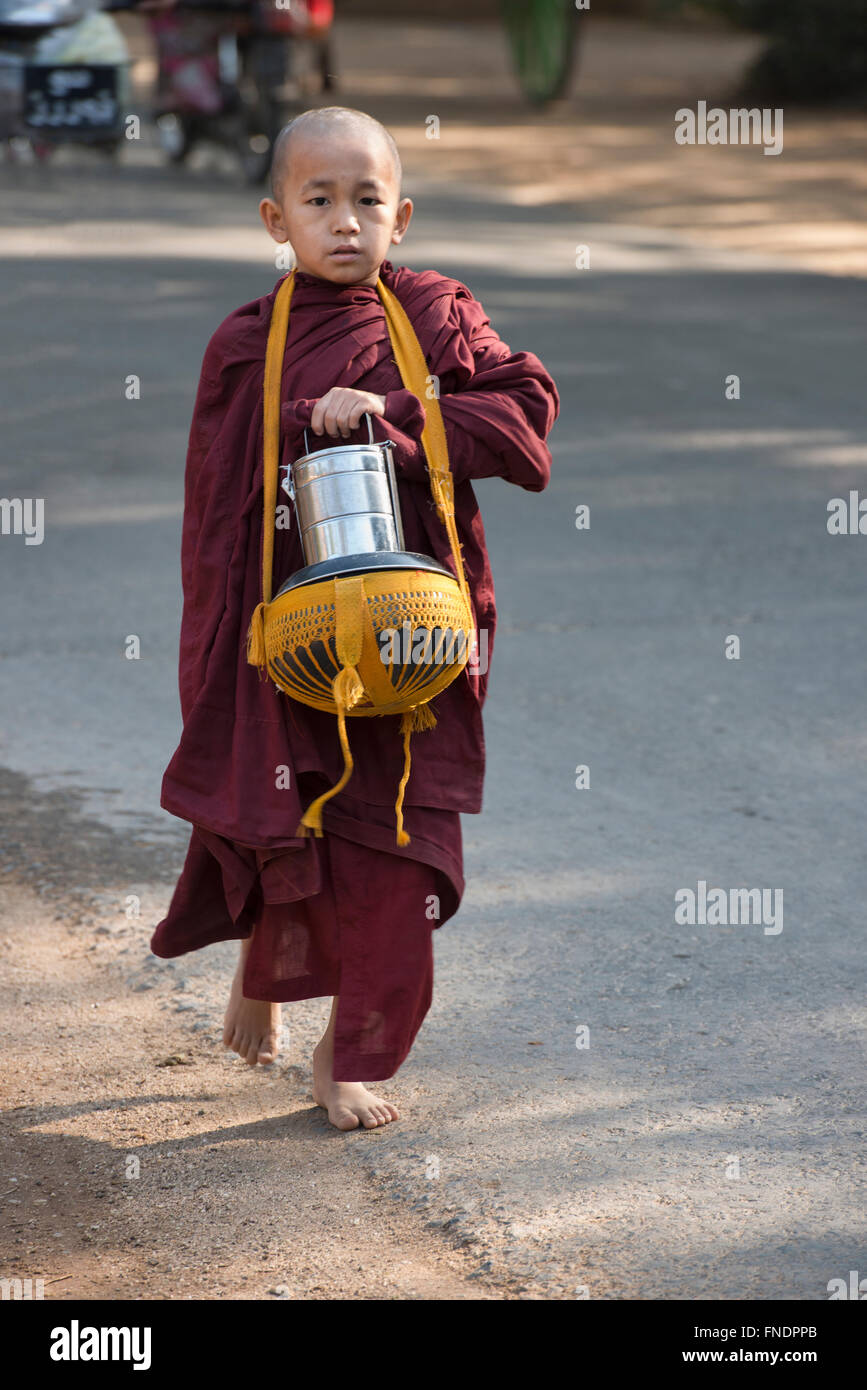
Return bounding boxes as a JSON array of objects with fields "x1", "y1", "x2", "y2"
[{"x1": 307, "y1": 196, "x2": 381, "y2": 207}]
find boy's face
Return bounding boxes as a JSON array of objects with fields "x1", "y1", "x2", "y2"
[{"x1": 259, "y1": 129, "x2": 412, "y2": 288}]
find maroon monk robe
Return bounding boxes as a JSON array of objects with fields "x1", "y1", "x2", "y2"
[{"x1": 151, "y1": 260, "x2": 560, "y2": 999}]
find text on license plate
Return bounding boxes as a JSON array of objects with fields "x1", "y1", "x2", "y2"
[{"x1": 24, "y1": 65, "x2": 119, "y2": 131}]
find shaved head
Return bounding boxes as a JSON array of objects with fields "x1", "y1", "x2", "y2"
[
  {"x1": 270, "y1": 107, "x2": 402, "y2": 202},
  {"x1": 259, "y1": 104, "x2": 412, "y2": 287}
]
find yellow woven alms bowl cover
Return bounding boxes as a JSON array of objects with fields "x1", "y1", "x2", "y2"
[{"x1": 263, "y1": 567, "x2": 475, "y2": 716}]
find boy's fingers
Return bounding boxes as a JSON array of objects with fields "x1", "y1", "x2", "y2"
[
  {"x1": 311, "y1": 388, "x2": 341, "y2": 434},
  {"x1": 312, "y1": 402, "x2": 342, "y2": 435},
  {"x1": 323, "y1": 407, "x2": 350, "y2": 438},
  {"x1": 310, "y1": 390, "x2": 383, "y2": 437},
  {"x1": 330, "y1": 401, "x2": 369, "y2": 436},
  {"x1": 347, "y1": 398, "x2": 381, "y2": 431},
  {"x1": 309, "y1": 391, "x2": 338, "y2": 435}
]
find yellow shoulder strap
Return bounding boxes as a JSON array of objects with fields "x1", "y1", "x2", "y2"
[
  {"x1": 375, "y1": 276, "x2": 472, "y2": 613},
  {"x1": 245, "y1": 269, "x2": 296, "y2": 666}
]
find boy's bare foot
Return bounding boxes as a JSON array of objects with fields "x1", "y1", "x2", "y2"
[
  {"x1": 312, "y1": 998, "x2": 399, "y2": 1130},
  {"x1": 222, "y1": 939, "x2": 281, "y2": 1066},
  {"x1": 312, "y1": 1042, "x2": 399, "y2": 1130}
]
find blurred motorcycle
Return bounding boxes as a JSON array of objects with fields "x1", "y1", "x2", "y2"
[
  {"x1": 143, "y1": 0, "x2": 335, "y2": 184},
  {"x1": 0, "y1": 0, "x2": 131, "y2": 160}
]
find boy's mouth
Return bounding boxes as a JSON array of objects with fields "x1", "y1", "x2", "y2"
[{"x1": 330, "y1": 246, "x2": 361, "y2": 260}]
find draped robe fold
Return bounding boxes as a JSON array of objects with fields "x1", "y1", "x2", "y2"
[{"x1": 151, "y1": 260, "x2": 559, "y2": 993}]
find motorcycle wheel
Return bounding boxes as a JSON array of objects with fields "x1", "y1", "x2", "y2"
[
  {"x1": 156, "y1": 113, "x2": 193, "y2": 165},
  {"x1": 319, "y1": 38, "x2": 336, "y2": 93},
  {"x1": 238, "y1": 128, "x2": 272, "y2": 186}
]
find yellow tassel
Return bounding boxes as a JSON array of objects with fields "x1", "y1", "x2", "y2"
[
  {"x1": 296, "y1": 668, "x2": 361, "y2": 838},
  {"x1": 407, "y1": 702, "x2": 437, "y2": 732},
  {"x1": 246, "y1": 602, "x2": 267, "y2": 668},
  {"x1": 296, "y1": 808, "x2": 321, "y2": 838},
  {"x1": 393, "y1": 711, "x2": 417, "y2": 846}
]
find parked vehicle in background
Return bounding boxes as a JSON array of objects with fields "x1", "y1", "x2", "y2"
[
  {"x1": 140, "y1": 0, "x2": 335, "y2": 184},
  {"x1": 0, "y1": 0, "x2": 131, "y2": 160}
]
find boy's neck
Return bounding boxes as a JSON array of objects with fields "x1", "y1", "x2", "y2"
[{"x1": 294, "y1": 261, "x2": 386, "y2": 289}]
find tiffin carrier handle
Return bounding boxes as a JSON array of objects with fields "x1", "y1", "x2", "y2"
[{"x1": 301, "y1": 409, "x2": 376, "y2": 459}]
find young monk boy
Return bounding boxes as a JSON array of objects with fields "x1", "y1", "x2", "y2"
[{"x1": 151, "y1": 106, "x2": 559, "y2": 1131}]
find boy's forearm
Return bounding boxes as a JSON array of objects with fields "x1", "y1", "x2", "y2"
[
  {"x1": 383, "y1": 371, "x2": 557, "y2": 491},
  {"x1": 438, "y1": 373, "x2": 556, "y2": 490},
  {"x1": 277, "y1": 356, "x2": 558, "y2": 493}
]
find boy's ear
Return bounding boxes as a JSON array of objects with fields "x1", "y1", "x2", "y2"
[
  {"x1": 391, "y1": 196, "x2": 413, "y2": 246},
  {"x1": 259, "y1": 197, "x2": 289, "y2": 243}
]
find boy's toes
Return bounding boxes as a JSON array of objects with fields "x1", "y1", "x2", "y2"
[
  {"x1": 332, "y1": 1105, "x2": 361, "y2": 1131},
  {"x1": 224, "y1": 997, "x2": 282, "y2": 1065}
]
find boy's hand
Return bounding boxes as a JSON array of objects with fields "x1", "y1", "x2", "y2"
[{"x1": 310, "y1": 388, "x2": 386, "y2": 440}]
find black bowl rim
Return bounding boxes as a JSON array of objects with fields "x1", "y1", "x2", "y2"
[{"x1": 275, "y1": 551, "x2": 454, "y2": 594}]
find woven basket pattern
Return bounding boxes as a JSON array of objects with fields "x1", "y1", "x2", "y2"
[{"x1": 264, "y1": 571, "x2": 473, "y2": 715}]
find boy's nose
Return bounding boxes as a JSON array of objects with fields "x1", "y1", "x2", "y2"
[{"x1": 333, "y1": 207, "x2": 361, "y2": 233}]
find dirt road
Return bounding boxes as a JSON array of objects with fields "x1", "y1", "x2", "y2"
[{"x1": 1, "y1": 870, "x2": 513, "y2": 1300}]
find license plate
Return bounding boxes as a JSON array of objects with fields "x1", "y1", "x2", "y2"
[{"x1": 23, "y1": 65, "x2": 119, "y2": 132}]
